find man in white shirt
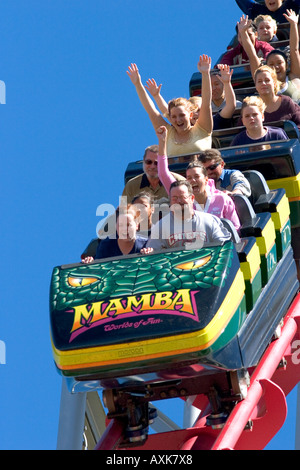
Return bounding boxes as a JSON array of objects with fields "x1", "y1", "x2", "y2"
[{"x1": 145, "y1": 180, "x2": 231, "y2": 252}]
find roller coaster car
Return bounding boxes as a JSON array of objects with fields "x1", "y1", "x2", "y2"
[
  {"x1": 50, "y1": 191, "x2": 298, "y2": 398},
  {"x1": 51, "y1": 19, "x2": 300, "y2": 449},
  {"x1": 50, "y1": 124, "x2": 300, "y2": 445},
  {"x1": 50, "y1": 113, "x2": 300, "y2": 399}
]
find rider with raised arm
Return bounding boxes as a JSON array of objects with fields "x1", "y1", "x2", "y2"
[
  {"x1": 127, "y1": 56, "x2": 213, "y2": 156},
  {"x1": 146, "y1": 64, "x2": 238, "y2": 130},
  {"x1": 238, "y1": 11, "x2": 300, "y2": 102}
]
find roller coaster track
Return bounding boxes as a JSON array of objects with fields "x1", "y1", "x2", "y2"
[{"x1": 95, "y1": 292, "x2": 300, "y2": 450}]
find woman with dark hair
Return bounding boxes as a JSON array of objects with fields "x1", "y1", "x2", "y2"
[{"x1": 266, "y1": 49, "x2": 300, "y2": 102}]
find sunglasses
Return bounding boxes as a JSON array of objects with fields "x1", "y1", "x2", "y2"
[
  {"x1": 144, "y1": 159, "x2": 158, "y2": 166},
  {"x1": 206, "y1": 162, "x2": 220, "y2": 171}
]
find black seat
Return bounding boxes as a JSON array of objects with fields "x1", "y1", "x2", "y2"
[
  {"x1": 242, "y1": 170, "x2": 269, "y2": 206},
  {"x1": 233, "y1": 194, "x2": 256, "y2": 225},
  {"x1": 233, "y1": 194, "x2": 277, "y2": 286},
  {"x1": 221, "y1": 218, "x2": 241, "y2": 243}
]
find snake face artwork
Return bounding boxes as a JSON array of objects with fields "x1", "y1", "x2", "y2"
[{"x1": 50, "y1": 242, "x2": 244, "y2": 354}]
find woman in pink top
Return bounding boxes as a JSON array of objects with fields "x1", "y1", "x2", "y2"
[{"x1": 156, "y1": 126, "x2": 241, "y2": 231}]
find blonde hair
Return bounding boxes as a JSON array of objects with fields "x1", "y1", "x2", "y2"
[
  {"x1": 254, "y1": 14, "x2": 277, "y2": 33},
  {"x1": 188, "y1": 96, "x2": 202, "y2": 123},
  {"x1": 189, "y1": 96, "x2": 202, "y2": 109},
  {"x1": 241, "y1": 95, "x2": 266, "y2": 116},
  {"x1": 254, "y1": 65, "x2": 280, "y2": 94},
  {"x1": 168, "y1": 97, "x2": 195, "y2": 115}
]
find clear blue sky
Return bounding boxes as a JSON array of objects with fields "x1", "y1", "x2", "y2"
[{"x1": 0, "y1": 0, "x2": 298, "y2": 450}]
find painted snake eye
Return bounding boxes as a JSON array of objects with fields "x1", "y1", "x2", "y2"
[
  {"x1": 68, "y1": 277, "x2": 99, "y2": 287},
  {"x1": 175, "y1": 255, "x2": 211, "y2": 270}
]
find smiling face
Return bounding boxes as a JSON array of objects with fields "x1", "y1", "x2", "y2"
[
  {"x1": 186, "y1": 167, "x2": 208, "y2": 197},
  {"x1": 265, "y1": 0, "x2": 283, "y2": 11},
  {"x1": 169, "y1": 105, "x2": 192, "y2": 134},
  {"x1": 266, "y1": 53, "x2": 287, "y2": 82}
]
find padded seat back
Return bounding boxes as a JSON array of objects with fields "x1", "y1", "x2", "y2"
[
  {"x1": 221, "y1": 218, "x2": 241, "y2": 243},
  {"x1": 233, "y1": 194, "x2": 256, "y2": 225},
  {"x1": 242, "y1": 170, "x2": 269, "y2": 206}
]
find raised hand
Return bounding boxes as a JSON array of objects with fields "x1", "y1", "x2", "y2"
[
  {"x1": 216, "y1": 63, "x2": 233, "y2": 84},
  {"x1": 155, "y1": 125, "x2": 167, "y2": 141},
  {"x1": 126, "y1": 63, "x2": 141, "y2": 85},
  {"x1": 145, "y1": 78, "x2": 162, "y2": 97},
  {"x1": 237, "y1": 14, "x2": 252, "y2": 33},
  {"x1": 283, "y1": 9, "x2": 299, "y2": 25},
  {"x1": 197, "y1": 54, "x2": 211, "y2": 74}
]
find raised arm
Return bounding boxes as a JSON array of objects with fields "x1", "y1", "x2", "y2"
[
  {"x1": 156, "y1": 126, "x2": 175, "y2": 193},
  {"x1": 145, "y1": 79, "x2": 169, "y2": 117},
  {"x1": 127, "y1": 63, "x2": 166, "y2": 129},
  {"x1": 216, "y1": 64, "x2": 236, "y2": 118},
  {"x1": 237, "y1": 15, "x2": 261, "y2": 78},
  {"x1": 283, "y1": 9, "x2": 300, "y2": 78},
  {"x1": 196, "y1": 55, "x2": 213, "y2": 133}
]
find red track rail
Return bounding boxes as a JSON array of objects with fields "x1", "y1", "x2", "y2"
[{"x1": 95, "y1": 292, "x2": 300, "y2": 451}]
